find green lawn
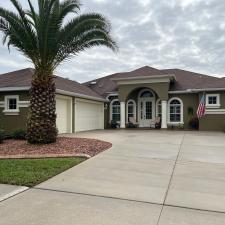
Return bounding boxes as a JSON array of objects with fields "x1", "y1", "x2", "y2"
[{"x1": 0, "y1": 157, "x2": 86, "y2": 187}]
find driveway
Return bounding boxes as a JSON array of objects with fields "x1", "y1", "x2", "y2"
[{"x1": 1, "y1": 130, "x2": 225, "y2": 225}]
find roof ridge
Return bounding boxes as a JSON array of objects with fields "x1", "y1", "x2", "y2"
[{"x1": 84, "y1": 65, "x2": 165, "y2": 84}]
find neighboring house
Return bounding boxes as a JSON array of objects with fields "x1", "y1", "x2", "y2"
[{"x1": 0, "y1": 66, "x2": 225, "y2": 133}]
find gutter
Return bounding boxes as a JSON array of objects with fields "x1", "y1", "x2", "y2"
[
  {"x1": 0, "y1": 86, "x2": 30, "y2": 91},
  {"x1": 0, "y1": 86, "x2": 107, "y2": 103},
  {"x1": 169, "y1": 87, "x2": 225, "y2": 94},
  {"x1": 56, "y1": 89, "x2": 107, "y2": 102}
]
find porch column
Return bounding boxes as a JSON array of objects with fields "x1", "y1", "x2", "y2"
[
  {"x1": 120, "y1": 101, "x2": 126, "y2": 128},
  {"x1": 161, "y1": 100, "x2": 167, "y2": 129}
]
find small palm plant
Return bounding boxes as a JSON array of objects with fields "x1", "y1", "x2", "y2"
[{"x1": 0, "y1": 0, "x2": 117, "y2": 144}]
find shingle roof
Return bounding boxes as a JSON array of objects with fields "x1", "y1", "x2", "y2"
[
  {"x1": 85, "y1": 66, "x2": 225, "y2": 96},
  {"x1": 163, "y1": 69, "x2": 225, "y2": 91},
  {"x1": 0, "y1": 68, "x2": 104, "y2": 100},
  {"x1": 84, "y1": 66, "x2": 168, "y2": 97}
]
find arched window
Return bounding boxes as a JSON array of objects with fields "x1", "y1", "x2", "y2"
[
  {"x1": 140, "y1": 90, "x2": 154, "y2": 98},
  {"x1": 156, "y1": 99, "x2": 162, "y2": 118},
  {"x1": 168, "y1": 98, "x2": 183, "y2": 123},
  {"x1": 126, "y1": 100, "x2": 136, "y2": 122},
  {"x1": 110, "y1": 99, "x2": 120, "y2": 122}
]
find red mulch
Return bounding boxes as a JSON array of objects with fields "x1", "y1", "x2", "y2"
[{"x1": 0, "y1": 137, "x2": 112, "y2": 159}]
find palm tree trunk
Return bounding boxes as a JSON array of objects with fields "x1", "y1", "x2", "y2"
[{"x1": 27, "y1": 72, "x2": 58, "y2": 144}]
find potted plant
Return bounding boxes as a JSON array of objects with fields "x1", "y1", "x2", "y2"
[{"x1": 189, "y1": 117, "x2": 199, "y2": 130}]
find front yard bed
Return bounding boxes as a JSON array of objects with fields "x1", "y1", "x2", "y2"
[
  {"x1": 0, "y1": 137, "x2": 112, "y2": 159},
  {"x1": 0, "y1": 157, "x2": 86, "y2": 187}
]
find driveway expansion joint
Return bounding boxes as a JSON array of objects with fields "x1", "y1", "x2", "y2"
[{"x1": 156, "y1": 133, "x2": 186, "y2": 225}]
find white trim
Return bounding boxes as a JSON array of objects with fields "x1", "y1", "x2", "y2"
[
  {"x1": 106, "y1": 93, "x2": 118, "y2": 100},
  {"x1": 169, "y1": 88, "x2": 225, "y2": 94},
  {"x1": 18, "y1": 101, "x2": 30, "y2": 108},
  {"x1": 109, "y1": 99, "x2": 120, "y2": 123},
  {"x1": 167, "y1": 97, "x2": 184, "y2": 124},
  {"x1": 161, "y1": 100, "x2": 167, "y2": 129},
  {"x1": 205, "y1": 109, "x2": 225, "y2": 114},
  {"x1": 3, "y1": 95, "x2": 19, "y2": 113},
  {"x1": 206, "y1": 94, "x2": 220, "y2": 108},
  {"x1": 156, "y1": 99, "x2": 162, "y2": 117},
  {"x1": 0, "y1": 86, "x2": 30, "y2": 92},
  {"x1": 56, "y1": 89, "x2": 107, "y2": 103},
  {"x1": 138, "y1": 88, "x2": 155, "y2": 99},
  {"x1": 120, "y1": 102, "x2": 126, "y2": 128},
  {"x1": 126, "y1": 99, "x2": 136, "y2": 123}
]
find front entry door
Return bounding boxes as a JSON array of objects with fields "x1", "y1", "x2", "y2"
[{"x1": 139, "y1": 100, "x2": 154, "y2": 127}]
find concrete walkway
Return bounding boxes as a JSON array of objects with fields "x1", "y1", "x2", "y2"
[
  {"x1": 1, "y1": 130, "x2": 225, "y2": 225},
  {"x1": 0, "y1": 184, "x2": 28, "y2": 202}
]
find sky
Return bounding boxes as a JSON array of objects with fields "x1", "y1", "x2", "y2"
[{"x1": 1, "y1": 0, "x2": 225, "y2": 82}]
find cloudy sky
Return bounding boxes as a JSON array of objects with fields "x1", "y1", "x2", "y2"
[{"x1": 1, "y1": 0, "x2": 225, "y2": 82}]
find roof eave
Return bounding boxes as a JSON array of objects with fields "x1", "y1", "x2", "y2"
[
  {"x1": 169, "y1": 87, "x2": 225, "y2": 94},
  {"x1": 0, "y1": 86, "x2": 108, "y2": 102}
]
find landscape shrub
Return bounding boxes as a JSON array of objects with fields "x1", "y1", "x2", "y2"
[
  {"x1": 0, "y1": 130, "x2": 5, "y2": 144},
  {"x1": 12, "y1": 129, "x2": 27, "y2": 140}
]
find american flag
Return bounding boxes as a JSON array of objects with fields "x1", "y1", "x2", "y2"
[{"x1": 197, "y1": 94, "x2": 206, "y2": 118}]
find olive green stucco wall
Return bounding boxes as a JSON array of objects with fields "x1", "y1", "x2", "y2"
[
  {"x1": 168, "y1": 93, "x2": 199, "y2": 129},
  {"x1": 106, "y1": 90, "x2": 225, "y2": 131},
  {"x1": 199, "y1": 115, "x2": 225, "y2": 131},
  {"x1": 199, "y1": 91, "x2": 225, "y2": 131},
  {"x1": 0, "y1": 91, "x2": 30, "y2": 132},
  {"x1": 118, "y1": 82, "x2": 169, "y2": 101}
]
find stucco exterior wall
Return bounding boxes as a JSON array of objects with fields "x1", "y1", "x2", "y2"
[
  {"x1": 118, "y1": 82, "x2": 169, "y2": 101},
  {"x1": 168, "y1": 93, "x2": 199, "y2": 129},
  {"x1": 199, "y1": 91, "x2": 225, "y2": 131},
  {"x1": 0, "y1": 91, "x2": 30, "y2": 132}
]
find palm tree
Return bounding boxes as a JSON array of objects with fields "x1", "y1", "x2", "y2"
[{"x1": 0, "y1": 0, "x2": 117, "y2": 144}]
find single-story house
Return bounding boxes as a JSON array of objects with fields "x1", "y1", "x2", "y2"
[{"x1": 0, "y1": 66, "x2": 225, "y2": 133}]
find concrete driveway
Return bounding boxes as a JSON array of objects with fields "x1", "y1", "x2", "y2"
[{"x1": 1, "y1": 130, "x2": 225, "y2": 225}]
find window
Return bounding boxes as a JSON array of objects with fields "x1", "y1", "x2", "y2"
[
  {"x1": 168, "y1": 98, "x2": 183, "y2": 124},
  {"x1": 156, "y1": 99, "x2": 162, "y2": 118},
  {"x1": 4, "y1": 95, "x2": 19, "y2": 112},
  {"x1": 206, "y1": 94, "x2": 220, "y2": 108},
  {"x1": 110, "y1": 99, "x2": 120, "y2": 122},
  {"x1": 140, "y1": 90, "x2": 154, "y2": 98},
  {"x1": 8, "y1": 98, "x2": 17, "y2": 110},
  {"x1": 127, "y1": 100, "x2": 136, "y2": 122}
]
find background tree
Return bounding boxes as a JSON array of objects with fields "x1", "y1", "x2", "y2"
[{"x1": 0, "y1": 0, "x2": 117, "y2": 144}]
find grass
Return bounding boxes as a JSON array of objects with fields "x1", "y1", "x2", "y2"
[{"x1": 0, "y1": 157, "x2": 86, "y2": 187}]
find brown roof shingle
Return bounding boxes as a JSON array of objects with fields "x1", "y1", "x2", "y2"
[
  {"x1": 85, "y1": 66, "x2": 225, "y2": 96},
  {"x1": 0, "y1": 68, "x2": 104, "y2": 100}
]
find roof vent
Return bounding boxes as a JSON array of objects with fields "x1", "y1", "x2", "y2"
[
  {"x1": 90, "y1": 81, "x2": 97, "y2": 85},
  {"x1": 98, "y1": 82, "x2": 103, "y2": 88}
]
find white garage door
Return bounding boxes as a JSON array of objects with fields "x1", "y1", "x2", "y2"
[
  {"x1": 75, "y1": 99, "x2": 104, "y2": 132},
  {"x1": 56, "y1": 95, "x2": 72, "y2": 134}
]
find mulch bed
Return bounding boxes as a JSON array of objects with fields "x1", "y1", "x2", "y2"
[{"x1": 0, "y1": 137, "x2": 112, "y2": 159}]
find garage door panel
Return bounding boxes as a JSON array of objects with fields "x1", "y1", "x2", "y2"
[
  {"x1": 75, "y1": 99, "x2": 104, "y2": 132},
  {"x1": 56, "y1": 96, "x2": 72, "y2": 134}
]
